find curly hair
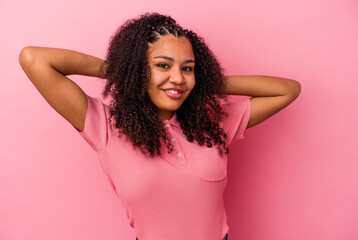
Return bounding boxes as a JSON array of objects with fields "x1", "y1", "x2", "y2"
[{"x1": 103, "y1": 12, "x2": 229, "y2": 157}]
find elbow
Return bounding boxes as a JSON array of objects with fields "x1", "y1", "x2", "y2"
[
  {"x1": 19, "y1": 46, "x2": 37, "y2": 68},
  {"x1": 19, "y1": 46, "x2": 32, "y2": 66},
  {"x1": 286, "y1": 79, "x2": 301, "y2": 100},
  {"x1": 292, "y1": 80, "x2": 301, "y2": 98}
]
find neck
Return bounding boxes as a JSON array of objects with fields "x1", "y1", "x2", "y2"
[{"x1": 159, "y1": 111, "x2": 174, "y2": 121}]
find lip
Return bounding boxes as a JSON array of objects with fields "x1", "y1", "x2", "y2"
[{"x1": 162, "y1": 88, "x2": 184, "y2": 99}]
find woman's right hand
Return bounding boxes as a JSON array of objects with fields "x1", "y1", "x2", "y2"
[{"x1": 18, "y1": 46, "x2": 107, "y2": 132}]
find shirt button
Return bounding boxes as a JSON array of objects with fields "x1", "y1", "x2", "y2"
[
  {"x1": 171, "y1": 138, "x2": 176, "y2": 142},
  {"x1": 165, "y1": 124, "x2": 170, "y2": 129},
  {"x1": 178, "y1": 152, "x2": 183, "y2": 157}
]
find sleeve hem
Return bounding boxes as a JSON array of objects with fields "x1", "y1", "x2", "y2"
[{"x1": 238, "y1": 97, "x2": 252, "y2": 140}]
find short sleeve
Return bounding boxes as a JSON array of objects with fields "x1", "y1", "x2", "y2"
[
  {"x1": 220, "y1": 96, "x2": 251, "y2": 146},
  {"x1": 77, "y1": 94, "x2": 114, "y2": 154}
]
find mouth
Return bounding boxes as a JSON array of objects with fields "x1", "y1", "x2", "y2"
[{"x1": 162, "y1": 88, "x2": 184, "y2": 99}]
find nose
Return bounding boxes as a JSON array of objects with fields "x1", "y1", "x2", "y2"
[{"x1": 169, "y1": 66, "x2": 185, "y2": 84}]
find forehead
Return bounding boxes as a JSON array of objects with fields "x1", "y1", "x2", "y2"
[{"x1": 147, "y1": 35, "x2": 194, "y2": 60}]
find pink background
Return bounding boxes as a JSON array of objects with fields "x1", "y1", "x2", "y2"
[{"x1": 1, "y1": 0, "x2": 357, "y2": 239}]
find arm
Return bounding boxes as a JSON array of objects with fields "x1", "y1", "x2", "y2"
[
  {"x1": 19, "y1": 46, "x2": 107, "y2": 132},
  {"x1": 222, "y1": 75, "x2": 301, "y2": 128}
]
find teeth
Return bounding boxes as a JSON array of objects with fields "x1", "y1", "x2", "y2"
[{"x1": 165, "y1": 90, "x2": 180, "y2": 94}]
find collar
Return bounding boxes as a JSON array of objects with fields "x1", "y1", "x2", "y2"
[{"x1": 163, "y1": 112, "x2": 180, "y2": 128}]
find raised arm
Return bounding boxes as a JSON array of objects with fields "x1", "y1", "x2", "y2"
[
  {"x1": 19, "y1": 47, "x2": 107, "y2": 132},
  {"x1": 222, "y1": 75, "x2": 301, "y2": 128}
]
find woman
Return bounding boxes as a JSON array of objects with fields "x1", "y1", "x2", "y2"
[{"x1": 19, "y1": 13, "x2": 300, "y2": 240}]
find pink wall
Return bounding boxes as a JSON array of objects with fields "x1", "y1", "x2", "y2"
[{"x1": 1, "y1": 0, "x2": 357, "y2": 239}]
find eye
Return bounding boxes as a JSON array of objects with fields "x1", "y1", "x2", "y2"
[
  {"x1": 182, "y1": 66, "x2": 193, "y2": 72},
  {"x1": 156, "y1": 63, "x2": 169, "y2": 69}
]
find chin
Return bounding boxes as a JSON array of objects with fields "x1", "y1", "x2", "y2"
[{"x1": 159, "y1": 104, "x2": 182, "y2": 112}]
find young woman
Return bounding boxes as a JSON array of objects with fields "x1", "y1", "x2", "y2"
[{"x1": 19, "y1": 13, "x2": 300, "y2": 240}]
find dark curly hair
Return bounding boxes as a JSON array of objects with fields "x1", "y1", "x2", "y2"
[{"x1": 102, "y1": 12, "x2": 229, "y2": 157}]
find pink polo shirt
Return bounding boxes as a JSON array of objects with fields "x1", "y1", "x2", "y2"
[{"x1": 78, "y1": 94, "x2": 251, "y2": 240}]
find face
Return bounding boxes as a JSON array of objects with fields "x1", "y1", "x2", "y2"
[{"x1": 147, "y1": 34, "x2": 195, "y2": 121}]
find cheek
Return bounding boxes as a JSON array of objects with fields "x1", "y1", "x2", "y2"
[
  {"x1": 188, "y1": 77, "x2": 196, "y2": 91},
  {"x1": 147, "y1": 79, "x2": 159, "y2": 98},
  {"x1": 149, "y1": 71, "x2": 166, "y2": 87},
  {"x1": 147, "y1": 75, "x2": 160, "y2": 91}
]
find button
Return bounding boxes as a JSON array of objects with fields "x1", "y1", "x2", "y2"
[
  {"x1": 178, "y1": 152, "x2": 183, "y2": 157},
  {"x1": 171, "y1": 138, "x2": 176, "y2": 142},
  {"x1": 165, "y1": 124, "x2": 170, "y2": 129}
]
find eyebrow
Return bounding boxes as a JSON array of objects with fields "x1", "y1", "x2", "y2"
[{"x1": 154, "y1": 55, "x2": 195, "y2": 63}]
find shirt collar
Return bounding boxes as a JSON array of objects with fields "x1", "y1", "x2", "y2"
[{"x1": 163, "y1": 112, "x2": 180, "y2": 128}]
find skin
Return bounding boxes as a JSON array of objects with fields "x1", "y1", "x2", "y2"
[
  {"x1": 146, "y1": 35, "x2": 301, "y2": 126},
  {"x1": 147, "y1": 35, "x2": 196, "y2": 121},
  {"x1": 18, "y1": 39, "x2": 300, "y2": 132},
  {"x1": 223, "y1": 75, "x2": 301, "y2": 128}
]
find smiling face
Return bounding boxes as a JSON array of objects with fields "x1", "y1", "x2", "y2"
[{"x1": 147, "y1": 34, "x2": 196, "y2": 121}]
